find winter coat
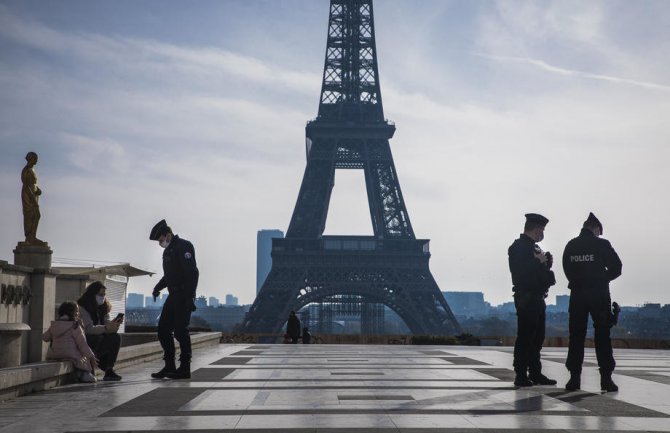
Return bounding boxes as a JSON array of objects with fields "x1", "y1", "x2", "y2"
[
  {"x1": 42, "y1": 317, "x2": 96, "y2": 371},
  {"x1": 79, "y1": 307, "x2": 112, "y2": 336}
]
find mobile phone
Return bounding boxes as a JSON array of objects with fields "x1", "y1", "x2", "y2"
[{"x1": 114, "y1": 313, "x2": 124, "y2": 321}]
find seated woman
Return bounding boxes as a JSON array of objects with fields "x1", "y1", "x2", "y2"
[
  {"x1": 77, "y1": 281, "x2": 123, "y2": 381},
  {"x1": 42, "y1": 301, "x2": 98, "y2": 383}
]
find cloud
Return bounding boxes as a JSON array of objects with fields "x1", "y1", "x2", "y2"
[
  {"x1": 62, "y1": 133, "x2": 128, "y2": 173},
  {"x1": 474, "y1": 53, "x2": 670, "y2": 92}
]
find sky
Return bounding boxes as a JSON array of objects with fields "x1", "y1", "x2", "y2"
[{"x1": 1, "y1": 0, "x2": 669, "y2": 308}]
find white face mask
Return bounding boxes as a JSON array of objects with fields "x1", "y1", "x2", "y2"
[
  {"x1": 96, "y1": 295, "x2": 105, "y2": 306},
  {"x1": 159, "y1": 239, "x2": 170, "y2": 249}
]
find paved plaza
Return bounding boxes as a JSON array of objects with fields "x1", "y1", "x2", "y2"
[{"x1": 1, "y1": 343, "x2": 669, "y2": 432}]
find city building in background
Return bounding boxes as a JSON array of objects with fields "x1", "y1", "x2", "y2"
[
  {"x1": 127, "y1": 293, "x2": 144, "y2": 309},
  {"x1": 225, "y1": 294, "x2": 238, "y2": 306},
  {"x1": 209, "y1": 297, "x2": 220, "y2": 307},
  {"x1": 442, "y1": 292, "x2": 490, "y2": 319},
  {"x1": 195, "y1": 295, "x2": 208, "y2": 309},
  {"x1": 256, "y1": 229, "x2": 284, "y2": 295}
]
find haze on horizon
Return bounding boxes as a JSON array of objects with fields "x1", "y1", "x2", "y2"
[{"x1": 1, "y1": 1, "x2": 669, "y2": 308}]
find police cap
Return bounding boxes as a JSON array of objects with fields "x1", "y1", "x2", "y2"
[
  {"x1": 149, "y1": 219, "x2": 171, "y2": 240},
  {"x1": 584, "y1": 212, "x2": 603, "y2": 233},
  {"x1": 524, "y1": 213, "x2": 549, "y2": 226}
]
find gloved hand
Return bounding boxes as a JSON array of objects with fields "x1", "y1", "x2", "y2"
[
  {"x1": 545, "y1": 251, "x2": 553, "y2": 269},
  {"x1": 189, "y1": 297, "x2": 197, "y2": 312},
  {"x1": 152, "y1": 287, "x2": 161, "y2": 301}
]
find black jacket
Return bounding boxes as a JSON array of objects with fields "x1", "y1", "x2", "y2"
[
  {"x1": 562, "y1": 228, "x2": 622, "y2": 291},
  {"x1": 153, "y1": 235, "x2": 199, "y2": 297},
  {"x1": 508, "y1": 234, "x2": 556, "y2": 294},
  {"x1": 287, "y1": 315, "x2": 301, "y2": 337}
]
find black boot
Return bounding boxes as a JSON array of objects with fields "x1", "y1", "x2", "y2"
[
  {"x1": 151, "y1": 358, "x2": 176, "y2": 379},
  {"x1": 514, "y1": 372, "x2": 533, "y2": 387},
  {"x1": 166, "y1": 360, "x2": 191, "y2": 379},
  {"x1": 529, "y1": 372, "x2": 557, "y2": 385},
  {"x1": 600, "y1": 370, "x2": 618, "y2": 392},
  {"x1": 565, "y1": 372, "x2": 581, "y2": 391}
]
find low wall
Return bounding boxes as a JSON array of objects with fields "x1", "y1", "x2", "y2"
[{"x1": 0, "y1": 332, "x2": 222, "y2": 401}]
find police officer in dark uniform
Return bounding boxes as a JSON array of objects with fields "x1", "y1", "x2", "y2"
[
  {"x1": 562, "y1": 212, "x2": 622, "y2": 392},
  {"x1": 508, "y1": 213, "x2": 557, "y2": 387},
  {"x1": 149, "y1": 219, "x2": 199, "y2": 380}
]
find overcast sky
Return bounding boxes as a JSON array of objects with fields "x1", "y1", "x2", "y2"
[{"x1": 1, "y1": 0, "x2": 669, "y2": 308}]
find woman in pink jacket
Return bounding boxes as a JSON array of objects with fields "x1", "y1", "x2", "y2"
[{"x1": 42, "y1": 301, "x2": 98, "y2": 383}]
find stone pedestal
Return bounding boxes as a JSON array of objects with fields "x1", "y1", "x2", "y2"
[
  {"x1": 0, "y1": 323, "x2": 31, "y2": 367},
  {"x1": 26, "y1": 270, "x2": 57, "y2": 363},
  {"x1": 13, "y1": 242, "x2": 56, "y2": 363},
  {"x1": 13, "y1": 243, "x2": 52, "y2": 270}
]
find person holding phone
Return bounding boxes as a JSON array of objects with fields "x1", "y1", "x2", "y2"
[{"x1": 77, "y1": 281, "x2": 123, "y2": 381}]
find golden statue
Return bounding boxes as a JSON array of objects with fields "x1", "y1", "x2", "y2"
[{"x1": 21, "y1": 152, "x2": 46, "y2": 246}]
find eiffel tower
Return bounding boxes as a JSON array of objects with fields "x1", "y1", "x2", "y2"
[{"x1": 241, "y1": 0, "x2": 461, "y2": 335}]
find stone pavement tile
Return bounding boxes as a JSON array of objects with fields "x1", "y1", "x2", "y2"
[
  {"x1": 4, "y1": 344, "x2": 670, "y2": 432},
  {"x1": 388, "y1": 413, "x2": 476, "y2": 429},
  {"x1": 234, "y1": 414, "x2": 318, "y2": 430}
]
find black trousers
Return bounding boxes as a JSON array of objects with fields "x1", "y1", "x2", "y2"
[
  {"x1": 513, "y1": 291, "x2": 546, "y2": 376},
  {"x1": 158, "y1": 292, "x2": 192, "y2": 362},
  {"x1": 86, "y1": 332, "x2": 121, "y2": 371},
  {"x1": 566, "y1": 289, "x2": 615, "y2": 374}
]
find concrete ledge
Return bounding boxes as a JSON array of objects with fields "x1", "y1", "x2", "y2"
[
  {"x1": 0, "y1": 332, "x2": 222, "y2": 401},
  {"x1": 0, "y1": 361, "x2": 74, "y2": 401},
  {"x1": 112, "y1": 331, "x2": 222, "y2": 371}
]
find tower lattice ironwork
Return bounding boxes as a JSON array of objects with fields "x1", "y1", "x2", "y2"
[{"x1": 241, "y1": 0, "x2": 461, "y2": 335}]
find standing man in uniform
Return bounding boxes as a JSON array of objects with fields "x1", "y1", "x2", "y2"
[
  {"x1": 149, "y1": 219, "x2": 199, "y2": 379},
  {"x1": 287, "y1": 311, "x2": 301, "y2": 344},
  {"x1": 508, "y1": 213, "x2": 557, "y2": 387},
  {"x1": 563, "y1": 213, "x2": 622, "y2": 392}
]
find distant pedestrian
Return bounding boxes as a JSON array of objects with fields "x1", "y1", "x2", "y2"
[
  {"x1": 301, "y1": 327, "x2": 311, "y2": 344},
  {"x1": 78, "y1": 281, "x2": 123, "y2": 381},
  {"x1": 149, "y1": 219, "x2": 199, "y2": 380},
  {"x1": 508, "y1": 213, "x2": 557, "y2": 387},
  {"x1": 563, "y1": 212, "x2": 622, "y2": 392},
  {"x1": 287, "y1": 311, "x2": 301, "y2": 344},
  {"x1": 43, "y1": 301, "x2": 98, "y2": 383}
]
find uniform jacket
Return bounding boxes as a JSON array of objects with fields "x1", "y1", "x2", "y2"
[
  {"x1": 562, "y1": 228, "x2": 622, "y2": 291},
  {"x1": 42, "y1": 317, "x2": 96, "y2": 371},
  {"x1": 153, "y1": 235, "x2": 199, "y2": 297},
  {"x1": 287, "y1": 315, "x2": 301, "y2": 338},
  {"x1": 508, "y1": 234, "x2": 556, "y2": 294},
  {"x1": 79, "y1": 307, "x2": 112, "y2": 336}
]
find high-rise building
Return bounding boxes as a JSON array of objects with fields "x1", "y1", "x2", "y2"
[
  {"x1": 144, "y1": 295, "x2": 155, "y2": 308},
  {"x1": 256, "y1": 229, "x2": 284, "y2": 294},
  {"x1": 127, "y1": 293, "x2": 144, "y2": 309},
  {"x1": 195, "y1": 296, "x2": 208, "y2": 309},
  {"x1": 225, "y1": 294, "x2": 239, "y2": 306},
  {"x1": 556, "y1": 295, "x2": 570, "y2": 312},
  {"x1": 209, "y1": 297, "x2": 220, "y2": 308},
  {"x1": 442, "y1": 292, "x2": 488, "y2": 318}
]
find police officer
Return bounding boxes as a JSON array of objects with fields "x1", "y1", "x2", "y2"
[
  {"x1": 508, "y1": 213, "x2": 557, "y2": 387},
  {"x1": 563, "y1": 212, "x2": 622, "y2": 392},
  {"x1": 149, "y1": 219, "x2": 199, "y2": 379}
]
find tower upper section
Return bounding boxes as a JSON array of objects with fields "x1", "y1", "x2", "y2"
[{"x1": 316, "y1": 0, "x2": 386, "y2": 124}]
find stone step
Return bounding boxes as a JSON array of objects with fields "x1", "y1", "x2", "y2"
[{"x1": 0, "y1": 331, "x2": 222, "y2": 401}]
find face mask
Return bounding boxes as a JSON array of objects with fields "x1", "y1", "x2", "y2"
[
  {"x1": 159, "y1": 237, "x2": 170, "y2": 249},
  {"x1": 96, "y1": 295, "x2": 105, "y2": 306}
]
